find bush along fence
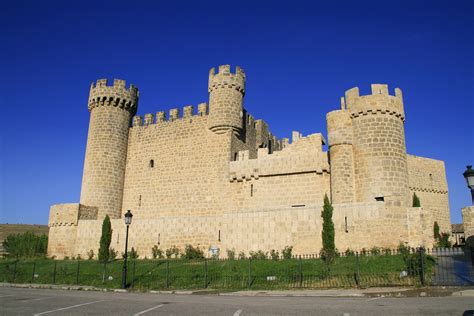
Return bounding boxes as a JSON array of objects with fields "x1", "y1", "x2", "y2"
[{"x1": 0, "y1": 247, "x2": 456, "y2": 290}]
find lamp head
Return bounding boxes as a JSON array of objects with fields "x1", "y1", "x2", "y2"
[
  {"x1": 124, "y1": 210, "x2": 133, "y2": 225},
  {"x1": 463, "y1": 165, "x2": 474, "y2": 190}
]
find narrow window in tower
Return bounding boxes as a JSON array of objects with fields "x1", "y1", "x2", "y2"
[
  {"x1": 149, "y1": 160, "x2": 154, "y2": 168},
  {"x1": 345, "y1": 216, "x2": 348, "y2": 233},
  {"x1": 138, "y1": 195, "x2": 142, "y2": 207},
  {"x1": 250, "y1": 184, "x2": 254, "y2": 197},
  {"x1": 218, "y1": 230, "x2": 221, "y2": 242},
  {"x1": 158, "y1": 233, "x2": 160, "y2": 245},
  {"x1": 117, "y1": 232, "x2": 120, "y2": 244},
  {"x1": 375, "y1": 196, "x2": 384, "y2": 202},
  {"x1": 234, "y1": 153, "x2": 238, "y2": 161}
]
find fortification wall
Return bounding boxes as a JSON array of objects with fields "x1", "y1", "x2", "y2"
[
  {"x1": 407, "y1": 207, "x2": 434, "y2": 248},
  {"x1": 228, "y1": 133, "x2": 330, "y2": 211},
  {"x1": 63, "y1": 202, "x2": 423, "y2": 259},
  {"x1": 47, "y1": 204, "x2": 79, "y2": 258},
  {"x1": 462, "y1": 206, "x2": 474, "y2": 246},
  {"x1": 407, "y1": 155, "x2": 450, "y2": 232},
  {"x1": 122, "y1": 104, "x2": 233, "y2": 219}
]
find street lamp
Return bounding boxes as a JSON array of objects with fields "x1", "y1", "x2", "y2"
[
  {"x1": 463, "y1": 165, "x2": 474, "y2": 205},
  {"x1": 122, "y1": 210, "x2": 133, "y2": 289}
]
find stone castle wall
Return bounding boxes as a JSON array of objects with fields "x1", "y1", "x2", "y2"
[
  {"x1": 407, "y1": 155, "x2": 450, "y2": 232},
  {"x1": 47, "y1": 66, "x2": 451, "y2": 259},
  {"x1": 122, "y1": 106, "x2": 232, "y2": 219}
]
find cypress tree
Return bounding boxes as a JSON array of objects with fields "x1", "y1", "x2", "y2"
[
  {"x1": 433, "y1": 221, "x2": 440, "y2": 241},
  {"x1": 98, "y1": 215, "x2": 112, "y2": 262},
  {"x1": 412, "y1": 193, "x2": 421, "y2": 207},
  {"x1": 321, "y1": 194, "x2": 335, "y2": 263}
]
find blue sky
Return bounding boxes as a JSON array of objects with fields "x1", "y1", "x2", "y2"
[{"x1": 0, "y1": 0, "x2": 472, "y2": 225}]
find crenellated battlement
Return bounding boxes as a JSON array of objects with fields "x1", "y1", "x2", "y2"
[
  {"x1": 208, "y1": 65, "x2": 246, "y2": 95},
  {"x1": 132, "y1": 103, "x2": 209, "y2": 127},
  {"x1": 343, "y1": 84, "x2": 404, "y2": 121},
  {"x1": 88, "y1": 78, "x2": 139, "y2": 115}
]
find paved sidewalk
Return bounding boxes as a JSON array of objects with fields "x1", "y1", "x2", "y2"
[{"x1": 1, "y1": 282, "x2": 473, "y2": 298}]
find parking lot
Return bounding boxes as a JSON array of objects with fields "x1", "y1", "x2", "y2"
[{"x1": 0, "y1": 286, "x2": 473, "y2": 315}]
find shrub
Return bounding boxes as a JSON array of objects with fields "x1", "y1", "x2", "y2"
[
  {"x1": 249, "y1": 250, "x2": 267, "y2": 260},
  {"x1": 270, "y1": 249, "x2": 279, "y2": 260},
  {"x1": 321, "y1": 194, "x2": 336, "y2": 263},
  {"x1": 399, "y1": 246, "x2": 435, "y2": 277},
  {"x1": 109, "y1": 248, "x2": 118, "y2": 260},
  {"x1": 128, "y1": 247, "x2": 139, "y2": 259},
  {"x1": 370, "y1": 247, "x2": 381, "y2": 256},
  {"x1": 98, "y1": 215, "x2": 112, "y2": 262},
  {"x1": 382, "y1": 248, "x2": 392, "y2": 255},
  {"x1": 226, "y1": 248, "x2": 236, "y2": 260},
  {"x1": 182, "y1": 245, "x2": 205, "y2": 260},
  {"x1": 87, "y1": 249, "x2": 95, "y2": 260},
  {"x1": 282, "y1": 246, "x2": 293, "y2": 259},
  {"x1": 412, "y1": 193, "x2": 421, "y2": 207},
  {"x1": 437, "y1": 232, "x2": 452, "y2": 248},
  {"x1": 397, "y1": 243, "x2": 410, "y2": 256},
  {"x1": 2, "y1": 231, "x2": 48, "y2": 258},
  {"x1": 344, "y1": 248, "x2": 355, "y2": 256},
  {"x1": 151, "y1": 245, "x2": 164, "y2": 259},
  {"x1": 238, "y1": 251, "x2": 246, "y2": 260},
  {"x1": 165, "y1": 246, "x2": 180, "y2": 259}
]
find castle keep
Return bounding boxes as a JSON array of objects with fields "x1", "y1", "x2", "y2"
[{"x1": 48, "y1": 65, "x2": 451, "y2": 258}]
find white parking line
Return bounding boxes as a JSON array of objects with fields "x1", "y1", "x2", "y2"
[
  {"x1": 133, "y1": 304, "x2": 164, "y2": 315},
  {"x1": 234, "y1": 309, "x2": 243, "y2": 316},
  {"x1": 0, "y1": 295, "x2": 13, "y2": 298},
  {"x1": 367, "y1": 297, "x2": 381, "y2": 301},
  {"x1": 21, "y1": 296, "x2": 54, "y2": 302},
  {"x1": 33, "y1": 300, "x2": 105, "y2": 315}
]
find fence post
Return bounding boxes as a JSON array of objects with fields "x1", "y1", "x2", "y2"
[
  {"x1": 248, "y1": 258, "x2": 252, "y2": 289},
  {"x1": 13, "y1": 261, "x2": 17, "y2": 283},
  {"x1": 131, "y1": 260, "x2": 136, "y2": 288},
  {"x1": 419, "y1": 247, "x2": 425, "y2": 286},
  {"x1": 76, "y1": 260, "x2": 80, "y2": 285},
  {"x1": 470, "y1": 246, "x2": 474, "y2": 266},
  {"x1": 298, "y1": 256, "x2": 303, "y2": 288},
  {"x1": 102, "y1": 261, "x2": 107, "y2": 284},
  {"x1": 52, "y1": 261, "x2": 57, "y2": 284},
  {"x1": 31, "y1": 261, "x2": 36, "y2": 283},
  {"x1": 204, "y1": 259, "x2": 208, "y2": 289},
  {"x1": 166, "y1": 260, "x2": 170, "y2": 288},
  {"x1": 355, "y1": 253, "x2": 361, "y2": 288}
]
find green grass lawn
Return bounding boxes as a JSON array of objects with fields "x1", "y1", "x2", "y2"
[{"x1": 0, "y1": 254, "x2": 430, "y2": 290}]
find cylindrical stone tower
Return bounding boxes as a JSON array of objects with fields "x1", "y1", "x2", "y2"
[
  {"x1": 208, "y1": 65, "x2": 245, "y2": 136},
  {"x1": 327, "y1": 99, "x2": 355, "y2": 204},
  {"x1": 346, "y1": 84, "x2": 409, "y2": 206},
  {"x1": 80, "y1": 79, "x2": 139, "y2": 219}
]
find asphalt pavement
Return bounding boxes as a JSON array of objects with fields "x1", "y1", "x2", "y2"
[{"x1": 0, "y1": 287, "x2": 473, "y2": 315}]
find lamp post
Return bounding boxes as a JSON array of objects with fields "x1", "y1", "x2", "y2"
[
  {"x1": 463, "y1": 165, "x2": 474, "y2": 205},
  {"x1": 122, "y1": 210, "x2": 133, "y2": 289}
]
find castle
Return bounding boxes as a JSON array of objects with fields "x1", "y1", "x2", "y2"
[{"x1": 48, "y1": 65, "x2": 451, "y2": 259}]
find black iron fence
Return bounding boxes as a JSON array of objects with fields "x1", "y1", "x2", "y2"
[
  {"x1": 1, "y1": 247, "x2": 472, "y2": 290},
  {"x1": 428, "y1": 247, "x2": 474, "y2": 286}
]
